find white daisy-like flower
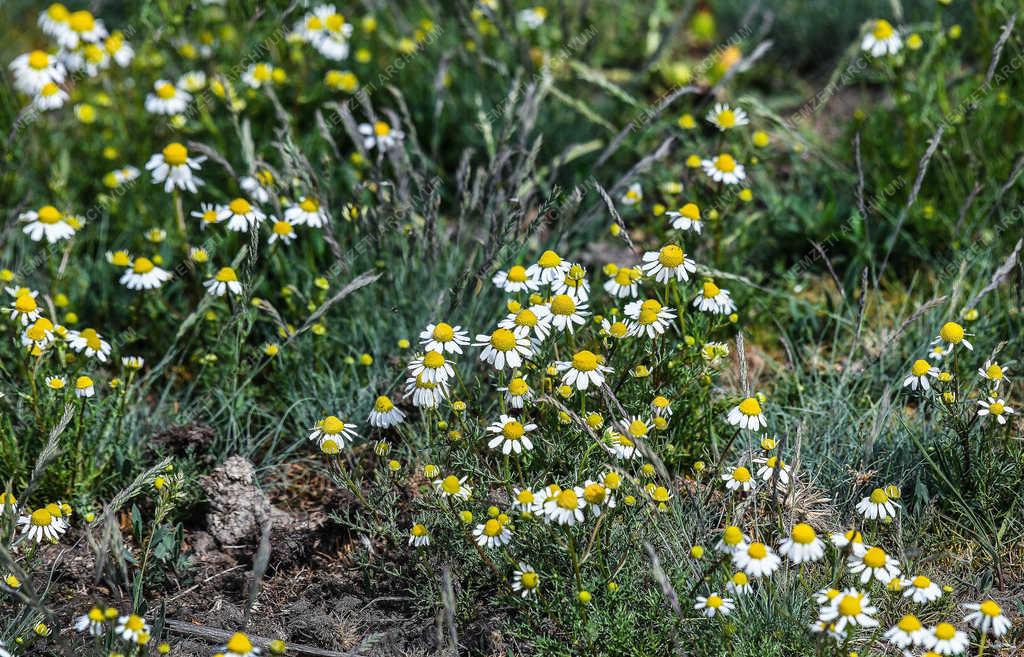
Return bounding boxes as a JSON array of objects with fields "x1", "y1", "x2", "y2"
[
  {"x1": 218, "y1": 198, "x2": 266, "y2": 232},
  {"x1": 74, "y1": 607, "x2": 107, "y2": 636},
  {"x1": 977, "y1": 397, "x2": 1014, "y2": 425},
  {"x1": 368, "y1": 395, "x2": 405, "y2": 428},
  {"x1": 24, "y1": 320, "x2": 57, "y2": 352},
  {"x1": 978, "y1": 361, "x2": 1010, "y2": 390},
  {"x1": 104, "y1": 165, "x2": 141, "y2": 188},
  {"x1": 222, "y1": 631, "x2": 261, "y2": 657},
  {"x1": 927, "y1": 343, "x2": 948, "y2": 361},
  {"x1": 499, "y1": 376, "x2": 534, "y2": 409},
  {"x1": 17, "y1": 508, "x2": 64, "y2": 542},
  {"x1": 204, "y1": 267, "x2": 243, "y2": 297},
  {"x1": 105, "y1": 32, "x2": 134, "y2": 67},
  {"x1": 726, "y1": 397, "x2": 767, "y2": 431},
  {"x1": 8, "y1": 291, "x2": 42, "y2": 325},
  {"x1": 831, "y1": 528, "x2": 867, "y2": 555},
  {"x1": 721, "y1": 465, "x2": 756, "y2": 492},
  {"x1": 404, "y1": 373, "x2": 449, "y2": 408},
  {"x1": 620, "y1": 182, "x2": 643, "y2": 206},
  {"x1": 726, "y1": 572, "x2": 752, "y2": 595},
  {"x1": 861, "y1": 19, "x2": 902, "y2": 58},
  {"x1": 931, "y1": 321, "x2": 973, "y2": 354},
  {"x1": 963, "y1": 599, "x2": 1011, "y2": 638},
  {"x1": 551, "y1": 263, "x2": 590, "y2": 302},
  {"x1": 120, "y1": 257, "x2": 172, "y2": 291},
  {"x1": 75, "y1": 375, "x2": 95, "y2": 398},
  {"x1": 358, "y1": 120, "x2": 404, "y2": 151},
  {"x1": 581, "y1": 480, "x2": 616, "y2": 517},
  {"x1": 292, "y1": 11, "x2": 326, "y2": 42},
  {"x1": 420, "y1": 322, "x2": 471, "y2": 354},
  {"x1": 241, "y1": 62, "x2": 276, "y2": 89},
  {"x1": 692, "y1": 280, "x2": 737, "y2": 315},
  {"x1": 856, "y1": 487, "x2": 900, "y2": 520},
  {"x1": 499, "y1": 304, "x2": 553, "y2": 341},
  {"x1": 434, "y1": 474, "x2": 471, "y2": 500},
  {"x1": 694, "y1": 593, "x2": 735, "y2": 617},
  {"x1": 603, "y1": 266, "x2": 642, "y2": 299},
  {"x1": 146, "y1": 143, "x2": 205, "y2": 193},
  {"x1": 38, "y1": 4, "x2": 71, "y2": 39},
  {"x1": 903, "y1": 358, "x2": 939, "y2": 391},
  {"x1": 178, "y1": 70, "x2": 207, "y2": 92},
  {"x1": 114, "y1": 614, "x2": 150, "y2": 645},
  {"x1": 20, "y1": 205, "x2": 76, "y2": 243},
  {"x1": 308, "y1": 415, "x2": 358, "y2": 449},
  {"x1": 715, "y1": 526, "x2": 748, "y2": 554},
  {"x1": 66, "y1": 328, "x2": 111, "y2": 362},
  {"x1": 924, "y1": 623, "x2": 969, "y2": 655},
  {"x1": 619, "y1": 416, "x2": 652, "y2": 441},
  {"x1": 818, "y1": 589, "x2": 879, "y2": 634},
  {"x1": 600, "y1": 316, "x2": 631, "y2": 340},
  {"x1": 525, "y1": 250, "x2": 571, "y2": 285},
  {"x1": 474, "y1": 518, "x2": 512, "y2": 548},
  {"x1": 543, "y1": 486, "x2": 587, "y2": 525},
  {"x1": 407, "y1": 350, "x2": 455, "y2": 384},
  {"x1": 754, "y1": 455, "x2": 791, "y2": 485},
  {"x1": 884, "y1": 614, "x2": 929, "y2": 649},
  {"x1": 487, "y1": 414, "x2": 537, "y2": 454},
  {"x1": 512, "y1": 563, "x2": 540, "y2": 597},
  {"x1": 474, "y1": 328, "x2": 533, "y2": 371},
  {"x1": 512, "y1": 487, "x2": 540, "y2": 515},
  {"x1": 848, "y1": 546, "x2": 901, "y2": 584},
  {"x1": 240, "y1": 173, "x2": 274, "y2": 203},
  {"x1": 268, "y1": 219, "x2": 298, "y2": 245},
  {"x1": 492, "y1": 265, "x2": 540, "y2": 293},
  {"x1": 9, "y1": 50, "x2": 66, "y2": 95},
  {"x1": 31, "y1": 82, "x2": 69, "y2": 111},
  {"x1": 651, "y1": 396, "x2": 672, "y2": 417},
  {"x1": 706, "y1": 103, "x2": 749, "y2": 131},
  {"x1": 625, "y1": 299, "x2": 677, "y2": 338},
  {"x1": 122, "y1": 356, "x2": 145, "y2": 370},
  {"x1": 144, "y1": 79, "x2": 191, "y2": 115},
  {"x1": 667, "y1": 202, "x2": 703, "y2": 233},
  {"x1": 732, "y1": 542, "x2": 781, "y2": 578},
  {"x1": 902, "y1": 575, "x2": 942, "y2": 604},
  {"x1": 54, "y1": 10, "x2": 107, "y2": 49},
  {"x1": 556, "y1": 350, "x2": 612, "y2": 391},
  {"x1": 778, "y1": 523, "x2": 825, "y2": 564},
  {"x1": 603, "y1": 431, "x2": 639, "y2": 460},
  {"x1": 641, "y1": 244, "x2": 696, "y2": 283},
  {"x1": 517, "y1": 6, "x2": 548, "y2": 29},
  {"x1": 311, "y1": 5, "x2": 354, "y2": 60},
  {"x1": 408, "y1": 523, "x2": 430, "y2": 547},
  {"x1": 284, "y1": 197, "x2": 330, "y2": 227},
  {"x1": 191, "y1": 202, "x2": 224, "y2": 228},
  {"x1": 702, "y1": 153, "x2": 746, "y2": 185}
]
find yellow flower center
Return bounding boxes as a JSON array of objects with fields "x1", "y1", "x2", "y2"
[
  {"x1": 373, "y1": 121, "x2": 391, "y2": 137},
  {"x1": 76, "y1": 375, "x2": 93, "y2": 390},
  {"x1": 979, "y1": 600, "x2": 1001, "y2": 617},
  {"x1": 225, "y1": 632, "x2": 253, "y2": 653},
  {"x1": 658, "y1": 244, "x2": 684, "y2": 267},
  {"x1": 482, "y1": 519, "x2": 502, "y2": 537},
  {"x1": 105, "y1": 33, "x2": 123, "y2": 54},
  {"x1": 253, "y1": 63, "x2": 273, "y2": 82},
  {"x1": 738, "y1": 398, "x2": 762, "y2": 416},
  {"x1": 873, "y1": 19, "x2": 894, "y2": 40},
  {"x1": 441, "y1": 475, "x2": 461, "y2": 495},
  {"x1": 572, "y1": 350, "x2": 598, "y2": 372},
  {"x1": 911, "y1": 359, "x2": 931, "y2": 376},
  {"x1": 985, "y1": 364, "x2": 1004, "y2": 379},
  {"x1": 87, "y1": 607, "x2": 104, "y2": 622},
  {"x1": 47, "y1": 4, "x2": 69, "y2": 21},
  {"x1": 863, "y1": 547, "x2": 887, "y2": 568},
  {"x1": 84, "y1": 44, "x2": 104, "y2": 63},
  {"x1": 506, "y1": 265, "x2": 528, "y2": 282},
  {"x1": 732, "y1": 572, "x2": 748, "y2": 585},
  {"x1": 608, "y1": 321, "x2": 628, "y2": 338},
  {"x1": 432, "y1": 322, "x2": 455, "y2": 342},
  {"x1": 717, "y1": 109, "x2": 736, "y2": 128},
  {"x1": 517, "y1": 489, "x2": 534, "y2": 503},
  {"x1": 838, "y1": 595, "x2": 862, "y2": 617},
  {"x1": 791, "y1": 523, "x2": 816, "y2": 544},
  {"x1": 490, "y1": 328, "x2": 516, "y2": 351},
  {"x1": 934, "y1": 623, "x2": 955, "y2": 641},
  {"x1": 652, "y1": 486, "x2": 671, "y2": 502},
  {"x1": 912, "y1": 575, "x2": 931, "y2": 588},
  {"x1": 628, "y1": 419, "x2": 648, "y2": 437},
  {"x1": 422, "y1": 351, "x2": 445, "y2": 369},
  {"x1": 228, "y1": 198, "x2": 252, "y2": 215},
  {"x1": 680, "y1": 203, "x2": 700, "y2": 220},
  {"x1": 939, "y1": 322, "x2": 964, "y2": 343},
  {"x1": 30, "y1": 508, "x2": 53, "y2": 526},
  {"x1": 723, "y1": 526, "x2": 743, "y2": 545},
  {"x1": 897, "y1": 614, "x2": 922, "y2": 632},
  {"x1": 80, "y1": 328, "x2": 102, "y2": 350},
  {"x1": 306, "y1": 16, "x2": 323, "y2": 30},
  {"x1": 325, "y1": 13, "x2": 345, "y2": 32},
  {"x1": 411, "y1": 523, "x2": 427, "y2": 537},
  {"x1": 272, "y1": 221, "x2": 293, "y2": 236},
  {"x1": 706, "y1": 594, "x2": 723, "y2": 608},
  {"x1": 556, "y1": 489, "x2": 579, "y2": 510},
  {"x1": 521, "y1": 571, "x2": 538, "y2": 588},
  {"x1": 501, "y1": 421, "x2": 524, "y2": 440},
  {"x1": 515, "y1": 309, "x2": 538, "y2": 327},
  {"x1": 549, "y1": 294, "x2": 576, "y2": 316},
  {"x1": 40, "y1": 82, "x2": 60, "y2": 97},
  {"x1": 215, "y1": 267, "x2": 237, "y2": 283},
  {"x1": 988, "y1": 402, "x2": 1005, "y2": 415},
  {"x1": 714, "y1": 154, "x2": 737, "y2": 173},
  {"x1": 702, "y1": 281, "x2": 721, "y2": 298},
  {"x1": 537, "y1": 250, "x2": 561, "y2": 268},
  {"x1": 322, "y1": 416, "x2": 346, "y2": 434},
  {"x1": 37, "y1": 205, "x2": 62, "y2": 224},
  {"x1": 732, "y1": 466, "x2": 751, "y2": 482},
  {"x1": 373, "y1": 396, "x2": 393, "y2": 412},
  {"x1": 156, "y1": 83, "x2": 176, "y2": 99},
  {"x1": 613, "y1": 268, "x2": 636, "y2": 285},
  {"x1": 583, "y1": 483, "x2": 606, "y2": 504},
  {"x1": 68, "y1": 10, "x2": 95, "y2": 33},
  {"x1": 132, "y1": 257, "x2": 155, "y2": 274},
  {"x1": 747, "y1": 542, "x2": 767, "y2": 559},
  {"x1": 295, "y1": 197, "x2": 318, "y2": 213},
  {"x1": 28, "y1": 50, "x2": 50, "y2": 69},
  {"x1": 508, "y1": 378, "x2": 529, "y2": 396},
  {"x1": 162, "y1": 143, "x2": 188, "y2": 166},
  {"x1": 125, "y1": 615, "x2": 144, "y2": 631},
  {"x1": 869, "y1": 487, "x2": 889, "y2": 504},
  {"x1": 15, "y1": 294, "x2": 37, "y2": 312}
]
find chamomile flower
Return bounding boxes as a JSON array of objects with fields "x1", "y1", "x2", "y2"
[
  {"x1": 8, "y1": 291, "x2": 42, "y2": 325},
  {"x1": 104, "y1": 32, "x2": 135, "y2": 67},
  {"x1": 517, "y1": 6, "x2": 547, "y2": 29},
  {"x1": 924, "y1": 623, "x2": 969, "y2": 655},
  {"x1": 487, "y1": 414, "x2": 537, "y2": 454},
  {"x1": 114, "y1": 614, "x2": 150, "y2": 644},
  {"x1": 513, "y1": 487, "x2": 539, "y2": 514},
  {"x1": 544, "y1": 486, "x2": 587, "y2": 525},
  {"x1": 848, "y1": 546, "x2": 901, "y2": 584},
  {"x1": 284, "y1": 197, "x2": 330, "y2": 227},
  {"x1": 191, "y1": 203, "x2": 223, "y2": 228},
  {"x1": 222, "y1": 632, "x2": 261, "y2": 657},
  {"x1": 404, "y1": 373, "x2": 449, "y2": 408},
  {"x1": 931, "y1": 322, "x2": 972, "y2": 354},
  {"x1": 904, "y1": 359, "x2": 939, "y2": 391},
  {"x1": 499, "y1": 305, "x2": 553, "y2": 341},
  {"x1": 474, "y1": 518, "x2": 512, "y2": 548},
  {"x1": 358, "y1": 120, "x2": 404, "y2": 151},
  {"x1": 526, "y1": 250, "x2": 570, "y2": 285},
  {"x1": 727, "y1": 572, "x2": 752, "y2": 595},
  {"x1": 551, "y1": 263, "x2": 590, "y2": 302},
  {"x1": 702, "y1": 153, "x2": 746, "y2": 185},
  {"x1": 902, "y1": 575, "x2": 942, "y2": 603},
  {"x1": 10, "y1": 50, "x2": 66, "y2": 95},
  {"x1": 420, "y1": 322, "x2": 471, "y2": 354},
  {"x1": 831, "y1": 529, "x2": 866, "y2": 555},
  {"x1": 556, "y1": 350, "x2": 612, "y2": 391},
  {"x1": 582, "y1": 480, "x2": 615, "y2": 516},
  {"x1": 120, "y1": 257, "x2": 172, "y2": 290},
  {"x1": 778, "y1": 523, "x2": 825, "y2": 564},
  {"x1": 600, "y1": 316, "x2": 631, "y2": 340},
  {"x1": 475, "y1": 328, "x2": 533, "y2": 370},
  {"x1": 493, "y1": 265, "x2": 540, "y2": 293},
  {"x1": 499, "y1": 376, "x2": 534, "y2": 409},
  {"x1": 754, "y1": 455, "x2": 791, "y2": 485},
  {"x1": 641, "y1": 244, "x2": 696, "y2": 283},
  {"x1": 55, "y1": 10, "x2": 107, "y2": 49},
  {"x1": 884, "y1": 614, "x2": 929, "y2": 649},
  {"x1": 715, "y1": 526, "x2": 749, "y2": 554},
  {"x1": 722, "y1": 465, "x2": 755, "y2": 492},
  {"x1": 66, "y1": 328, "x2": 111, "y2": 361},
  {"x1": 268, "y1": 219, "x2": 297, "y2": 245},
  {"x1": 103, "y1": 165, "x2": 140, "y2": 188},
  {"x1": 620, "y1": 182, "x2": 643, "y2": 205},
  {"x1": 977, "y1": 397, "x2": 1013, "y2": 425},
  {"x1": 667, "y1": 202, "x2": 703, "y2": 233},
  {"x1": 242, "y1": 62, "x2": 276, "y2": 89},
  {"x1": 856, "y1": 487, "x2": 900, "y2": 520},
  {"x1": 20, "y1": 205, "x2": 76, "y2": 243},
  {"x1": 546, "y1": 294, "x2": 589, "y2": 334},
  {"x1": 408, "y1": 350, "x2": 455, "y2": 384},
  {"x1": 695, "y1": 593, "x2": 735, "y2": 617},
  {"x1": 818, "y1": 589, "x2": 879, "y2": 633},
  {"x1": 619, "y1": 416, "x2": 652, "y2": 440},
  {"x1": 144, "y1": 79, "x2": 191, "y2": 115},
  {"x1": 434, "y1": 474, "x2": 471, "y2": 500},
  {"x1": 624, "y1": 298, "x2": 676, "y2": 338},
  {"x1": 32, "y1": 82, "x2": 69, "y2": 111},
  {"x1": 368, "y1": 395, "x2": 405, "y2": 428},
  {"x1": 727, "y1": 397, "x2": 767, "y2": 431},
  {"x1": 204, "y1": 267, "x2": 243, "y2": 297},
  {"x1": 24, "y1": 318, "x2": 57, "y2": 353},
  {"x1": 38, "y1": 4, "x2": 71, "y2": 39},
  {"x1": 512, "y1": 563, "x2": 539, "y2": 597},
  {"x1": 308, "y1": 415, "x2": 358, "y2": 448},
  {"x1": 75, "y1": 375, "x2": 95, "y2": 398},
  {"x1": 74, "y1": 607, "x2": 108, "y2": 636},
  {"x1": 733, "y1": 542, "x2": 781, "y2": 578},
  {"x1": 0, "y1": 492, "x2": 17, "y2": 515},
  {"x1": 963, "y1": 599, "x2": 1011, "y2": 637},
  {"x1": 707, "y1": 103, "x2": 749, "y2": 131},
  {"x1": 240, "y1": 172, "x2": 274, "y2": 203},
  {"x1": 146, "y1": 143, "x2": 205, "y2": 193},
  {"x1": 692, "y1": 280, "x2": 736, "y2": 315},
  {"x1": 604, "y1": 431, "x2": 639, "y2": 460},
  {"x1": 218, "y1": 198, "x2": 266, "y2": 232},
  {"x1": 18, "y1": 507, "x2": 64, "y2": 542},
  {"x1": 978, "y1": 361, "x2": 1010, "y2": 389},
  {"x1": 408, "y1": 523, "x2": 430, "y2": 547},
  {"x1": 862, "y1": 19, "x2": 902, "y2": 57},
  {"x1": 122, "y1": 356, "x2": 144, "y2": 370},
  {"x1": 651, "y1": 396, "x2": 672, "y2": 417},
  {"x1": 311, "y1": 5, "x2": 354, "y2": 60},
  {"x1": 603, "y1": 266, "x2": 642, "y2": 298}
]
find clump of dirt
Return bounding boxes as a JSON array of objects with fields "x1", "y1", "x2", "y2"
[
  {"x1": 201, "y1": 456, "x2": 274, "y2": 547},
  {"x1": 152, "y1": 422, "x2": 217, "y2": 464}
]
